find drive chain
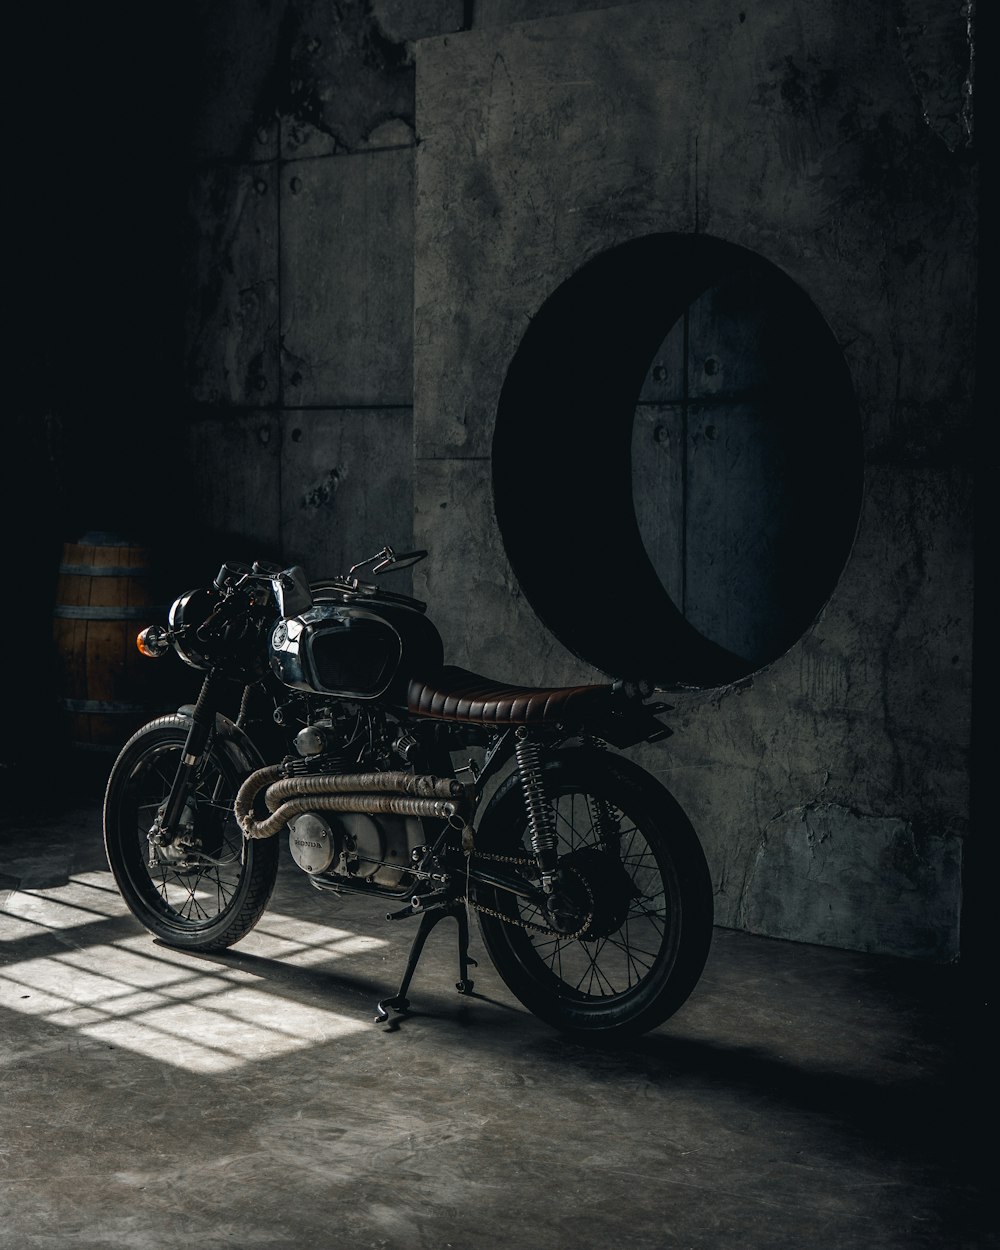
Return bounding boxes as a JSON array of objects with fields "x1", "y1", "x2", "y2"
[{"x1": 457, "y1": 849, "x2": 594, "y2": 941}]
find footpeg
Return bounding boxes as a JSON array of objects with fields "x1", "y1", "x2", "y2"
[{"x1": 385, "y1": 904, "x2": 416, "y2": 921}]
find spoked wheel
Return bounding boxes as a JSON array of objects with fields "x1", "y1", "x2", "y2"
[
  {"x1": 474, "y1": 749, "x2": 713, "y2": 1040},
  {"x1": 103, "y1": 715, "x2": 279, "y2": 950}
]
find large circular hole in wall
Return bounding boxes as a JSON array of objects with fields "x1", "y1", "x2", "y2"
[{"x1": 492, "y1": 234, "x2": 863, "y2": 690}]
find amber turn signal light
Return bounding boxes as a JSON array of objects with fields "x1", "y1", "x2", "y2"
[{"x1": 137, "y1": 625, "x2": 170, "y2": 658}]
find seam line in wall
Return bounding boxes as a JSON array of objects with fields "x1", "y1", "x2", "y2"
[
  {"x1": 281, "y1": 404, "x2": 414, "y2": 412},
  {"x1": 276, "y1": 122, "x2": 284, "y2": 534},
  {"x1": 681, "y1": 307, "x2": 689, "y2": 615},
  {"x1": 282, "y1": 143, "x2": 417, "y2": 167}
]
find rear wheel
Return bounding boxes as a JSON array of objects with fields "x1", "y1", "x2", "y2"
[
  {"x1": 103, "y1": 715, "x2": 279, "y2": 950},
  {"x1": 474, "y1": 749, "x2": 713, "y2": 1040}
]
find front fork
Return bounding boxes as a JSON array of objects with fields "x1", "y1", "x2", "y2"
[{"x1": 148, "y1": 669, "x2": 230, "y2": 853}]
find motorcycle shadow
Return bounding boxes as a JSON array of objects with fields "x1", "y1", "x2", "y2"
[{"x1": 155, "y1": 938, "x2": 526, "y2": 1035}]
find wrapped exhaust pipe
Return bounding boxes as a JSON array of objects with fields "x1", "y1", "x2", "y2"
[{"x1": 235, "y1": 764, "x2": 471, "y2": 841}]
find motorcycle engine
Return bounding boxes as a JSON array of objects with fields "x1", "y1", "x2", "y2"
[
  {"x1": 287, "y1": 810, "x2": 423, "y2": 889},
  {"x1": 284, "y1": 712, "x2": 424, "y2": 890}
]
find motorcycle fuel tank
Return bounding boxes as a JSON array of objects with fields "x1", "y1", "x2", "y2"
[{"x1": 269, "y1": 598, "x2": 443, "y2": 700}]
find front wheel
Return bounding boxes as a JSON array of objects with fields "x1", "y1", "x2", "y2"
[
  {"x1": 474, "y1": 749, "x2": 714, "y2": 1040},
  {"x1": 103, "y1": 715, "x2": 279, "y2": 951}
]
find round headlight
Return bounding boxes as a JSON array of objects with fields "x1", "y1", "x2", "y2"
[{"x1": 167, "y1": 587, "x2": 220, "y2": 670}]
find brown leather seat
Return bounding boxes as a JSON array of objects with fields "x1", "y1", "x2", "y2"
[{"x1": 407, "y1": 665, "x2": 614, "y2": 726}]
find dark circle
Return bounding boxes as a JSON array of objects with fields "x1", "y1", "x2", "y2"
[{"x1": 491, "y1": 233, "x2": 862, "y2": 690}]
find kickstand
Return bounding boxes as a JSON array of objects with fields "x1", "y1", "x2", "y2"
[{"x1": 375, "y1": 903, "x2": 478, "y2": 1024}]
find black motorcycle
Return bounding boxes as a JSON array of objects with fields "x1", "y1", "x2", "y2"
[{"x1": 103, "y1": 546, "x2": 714, "y2": 1039}]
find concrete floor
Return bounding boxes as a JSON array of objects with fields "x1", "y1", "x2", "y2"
[{"x1": 0, "y1": 759, "x2": 993, "y2": 1250}]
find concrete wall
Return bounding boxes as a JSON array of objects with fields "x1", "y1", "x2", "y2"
[
  {"x1": 14, "y1": 1, "x2": 979, "y2": 962},
  {"x1": 412, "y1": 1, "x2": 976, "y2": 959},
  {"x1": 177, "y1": 0, "x2": 468, "y2": 580}
]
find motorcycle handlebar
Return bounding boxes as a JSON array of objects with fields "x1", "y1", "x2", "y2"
[{"x1": 196, "y1": 587, "x2": 253, "y2": 640}]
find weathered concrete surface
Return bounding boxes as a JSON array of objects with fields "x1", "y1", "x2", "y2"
[
  {"x1": 415, "y1": 457, "x2": 573, "y2": 676},
  {"x1": 183, "y1": 164, "x2": 280, "y2": 407},
  {"x1": 372, "y1": 0, "x2": 465, "y2": 44},
  {"x1": 184, "y1": 412, "x2": 283, "y2": 567},
  {"x1": 279, "y1": 408, "x2": 414, "y2": 579},
  {"x1": 895, "y1": 0, "x2": 976, "y2": 154},
  {"x1": 739, "y1": 803, "x2": 962, "y2": 959},
  {"x1": 474, "y1": 0, "x2": 642, "y2": 27},
  {"x1": 277, "y1": 0, "x2": 467, "y2": 159},
  {"x1": 412, "y1": 2, "x2": 976, "y2": 957},
  {"x1": 280, "y1": 148, "x2": 414, "y2": 406},
  {"x1": 414, "y1": 4, "x2": 976, "y2": 460},
  {"x1": 177, "y1": 0, "x2": 466, "y2": 166},
  {"x1": 281, "y1": 0, "x2": 416, "y2": 159},
  {"x1": 0, "y1": 791, "x2": 990, "y2": 1249},
  {"x1": 171, "y1": 5, "x2": 423, "y2": 651},
  {"x1": 175, "y1": 0, "x2": 446, "y2": 166},
  {"x1": 183, "y1": 0, "x2": 286, "y2": 164}
]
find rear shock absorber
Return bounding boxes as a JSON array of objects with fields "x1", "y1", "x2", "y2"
[{"x1": 514, "y1": 728, "x2": 558, "y2": 891}]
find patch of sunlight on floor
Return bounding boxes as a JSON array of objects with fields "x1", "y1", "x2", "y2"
[
  {"x1": 0, "y1": 873, "x2": 388, "y2": 1072},
  {"x1": 0, "y1": 873, "x2": 133, "y2": 934},
  {"x1": 242, "y1": 911, "x2": 389, "y2": 966}
]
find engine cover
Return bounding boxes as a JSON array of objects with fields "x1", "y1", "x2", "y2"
[
  {"x1": 288, "y1": 813, "x2": 340, "y2": 875},
  {"x1": 287, "y1": 810, "x2": 424, "y2": 889}
]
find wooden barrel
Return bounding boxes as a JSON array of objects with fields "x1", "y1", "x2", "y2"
[{"x1": 52, "y1": 533, "x2": 171, "y2": 751}]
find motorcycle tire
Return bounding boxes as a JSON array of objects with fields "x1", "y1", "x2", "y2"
[
  {"x1": 474, "y1": 748, "x2": 713, "y2": 1041},
  {"x1": 103, "y1": 715, "x2": 279, "y2": 951}
]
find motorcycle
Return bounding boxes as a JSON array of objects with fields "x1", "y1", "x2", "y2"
[{"x1": 103, "y1": 545, "x2": 714, "y2": 1039}]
